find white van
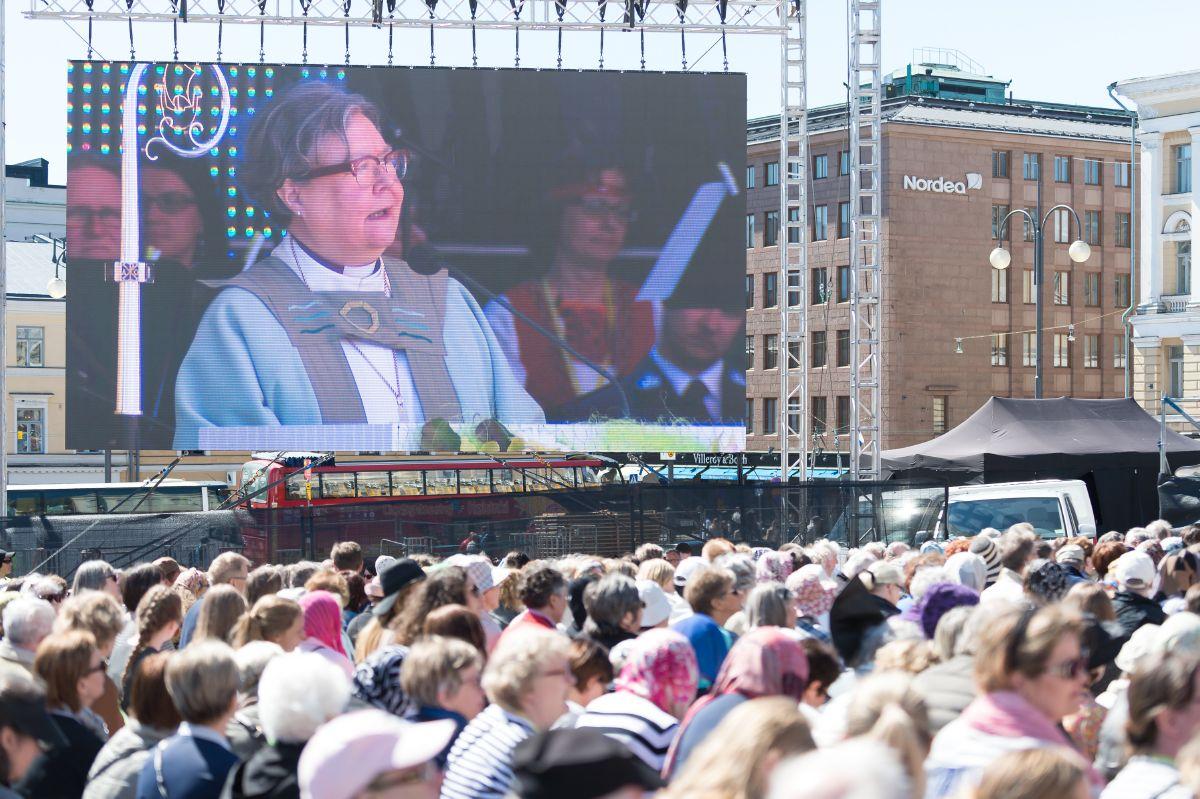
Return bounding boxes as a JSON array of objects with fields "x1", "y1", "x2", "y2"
[{"x1": 935, "y1": 479, "x2": 1098, "y2": 540}]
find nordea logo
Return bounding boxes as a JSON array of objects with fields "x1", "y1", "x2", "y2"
[{"x1": 903, "y1": 173, "x2": 983, "y2": 194}]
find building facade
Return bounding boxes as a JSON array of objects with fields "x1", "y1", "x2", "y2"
[
  {"x1": 1116, "y1": 70, "x2": 1200, "y2": 419},
  {"x1": 745, "y1": 62, "x2": 1136, "y2": 452}
]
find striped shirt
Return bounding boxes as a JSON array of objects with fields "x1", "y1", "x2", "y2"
[
  {"x1": 574, "y1": 690, "x2": 680, "y2": 772},
  {"x1": 441, "y1": 704, "x2": 535, "y2": 799}
]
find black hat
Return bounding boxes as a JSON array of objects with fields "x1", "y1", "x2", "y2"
[
  {"x1": 0, "y1": 550, "x2": 13, "y2": 563},
  {"x1": 511, "y1": 728, "x2": 664, "y2": 799},
  {"x1": 0, "y1": 671, "x2": 68, "y2": 750},
  {"x1": 372, "y1": 558, "x2": 425, "y2": 618}
]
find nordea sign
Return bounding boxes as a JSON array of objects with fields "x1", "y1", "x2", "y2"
[{"x1": 903, "y1": 173, "x2": 983, "y2": 195}]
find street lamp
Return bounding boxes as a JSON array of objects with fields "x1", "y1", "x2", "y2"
[{"x1": 989, "y1": 198, "x2": 1091, "y2": 399}]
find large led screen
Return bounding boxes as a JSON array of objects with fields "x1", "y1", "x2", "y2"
[{"x1": 66, "y1": 62, "x2": 746, "y2": 454}]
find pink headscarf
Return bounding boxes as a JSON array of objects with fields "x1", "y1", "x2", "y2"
[
  {"x1": 614, "y1": 628, "x2": 699, "y2": 719},
  {"x1": 755, "y1": 551, "x2": 794, "y2": 584},
  {"x1": 299, "y1": 590, "x2": 345, "y2": 656},
  {"x1": 786, "y1": 566, "x2": 837, "y2": 618}
]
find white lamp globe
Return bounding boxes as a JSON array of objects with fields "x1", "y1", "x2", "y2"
[
  {"x1": 989, "y1": 247, "x2": 1011, "y2": 271},
  {"x1": 1068, "y1": 240, "x2": 1091, "y2": 263},
  {"x1": 46, "y1": 276, "x2": 66, "y2": 299}
]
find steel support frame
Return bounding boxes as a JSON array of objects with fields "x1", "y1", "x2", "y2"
[{"x1": 778, "y1": 0, "x2": 806, "y2": 542}]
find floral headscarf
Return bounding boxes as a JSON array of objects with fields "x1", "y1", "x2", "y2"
[
  {"x1": 786, "y1": 565, "x2": 837, "y2": 618},
  {"x1": 173, "y1": 567, "x2": 209, "y2": 596},
  {"x1": 299, "y1": 590, "x2": 346, "y2": 656},
  {"x1": 1024, "y1": 559, "x2": 1069, "y2": 604},
  {"x1": 755, "y1": 551, "x2": 794, "y2": 584},
  {"x1": 613, "y1": 628, "x2": 698, "y2": 719},
  {"x1": 709, "y1": 627, "x2": 809, "y2": 701}
]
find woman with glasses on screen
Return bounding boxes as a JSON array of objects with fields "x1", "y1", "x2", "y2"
[{"x1": 171, "y1": 81, "x2": 543, "y2": 450}]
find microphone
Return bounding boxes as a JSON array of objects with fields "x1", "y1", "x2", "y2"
[{"x1": 406, "y1": 243, "x2": 632, "y2": 420}]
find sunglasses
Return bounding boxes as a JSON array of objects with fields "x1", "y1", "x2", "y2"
[
  {"x1": 1047, "y1": 655, "x2": 1089, "y2": 680},
  {"x1": 87, "y1": 659, "x2": 109, "y2": 675}
]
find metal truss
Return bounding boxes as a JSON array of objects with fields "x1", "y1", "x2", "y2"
[
  {"x1": 778, "y1": 0, "x2": 806, "y2": 541},
  {"x1": 847, "y1": 0, "x2": 881, "y2": 487},
  {"x1": 27, "y1": 0, "x2": 786, "y2": 33}
]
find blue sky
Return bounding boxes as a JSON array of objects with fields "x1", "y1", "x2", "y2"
[{"x1": 5, "y1": 0, "x2": 1198, "y2": 184}]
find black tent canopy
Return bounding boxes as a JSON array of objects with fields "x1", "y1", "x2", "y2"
[{"x1": 881, "y1": 397, "x2": 1200, "y2": 533}]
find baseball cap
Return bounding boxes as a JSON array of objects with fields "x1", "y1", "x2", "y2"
[
  {"x1": 298, "y1": 710, "x2": 455, "y2": 799},
  {"x1": 374, "y1": 555, "x2": 397, "y2": 577},
  {"x1": 636, "y1": 580, "x2": 671, "y2": 629},
  {"x1": 372, "y1": 559, "x2": 426, "y2": 618},
  {"x1": 512, "y1": 728, "x2": 664, "y2": 799},
  {"x1": 492, "y1": 566, "x2": 515, "y2": 588},
  {"x1": 674, "y1": 557, "x2": 708, "y2": 588},
  {"x1": 445, "y1": 554, "x2": 494, "y2": 593},
  {"x1": 1054, "y1": 544, "x2": 1086, "y2": 567},
  {"x1": 1114, "y1": 550, "x2": 1156, "y2": 591},
  {"x1": 0, "y1": 671, "x2": 68, "y2": 751}
]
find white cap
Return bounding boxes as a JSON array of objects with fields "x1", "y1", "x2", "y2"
[
  {"x1": 1114, "y1": 550, "x2": 1156, "y2": 591},
  {"x1": 636, "y1": 580, "x2": 671, "y2": 628},
  {"x1": 1054, "y1": 544, "x2": 1086, "y2": 566},
  {"x1": 375, "y1": 555, "x2": 397, "y2": 577},
  {"x1": 491, "y1": 566, "x2": 515, "y2": 587},
  {"x1": 674, "y1": 557, "x2": 708, "y2": 587},
  {"x1": 1115, "y1": 624, "x2": 1163, "y2": 674}
]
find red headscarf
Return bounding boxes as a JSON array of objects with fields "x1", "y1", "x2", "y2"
[{"x1": 299, "y1": 590, "x2": 345, "y2": 656}]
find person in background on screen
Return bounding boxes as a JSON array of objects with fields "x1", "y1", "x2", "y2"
[
  {"x1": 484, "y1": 156, "x2": 659, "y2": 420},
  {"x1": 172, "y1": 81, "x2": 544, "y2": 450},
  {"x1": 67, "y1": 156, "x2": 122, "y2": 263}
]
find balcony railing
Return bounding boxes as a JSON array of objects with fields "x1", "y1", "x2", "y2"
[{"x1": 1161, "y1": 294, "x2": 1191, "y2": 313}]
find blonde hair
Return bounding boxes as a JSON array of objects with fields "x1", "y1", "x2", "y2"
[
  {"x1": 209, "y1": 552, "x2": 251, "y2": 585},
  {"x1": 194, "y1": 584, "x2": 248, "y2": 644},
  {"x1": 637, "y1": 558, "x2": 676, "y2": 590},
  {"x1": 231, "y1": 595, "x2": 303, "y2": 648},
  {"x1": 353, "y1": 580, "x2": 423, "y2": 662},
  {"x1": 873, "y1": 639, "x2": 938, "y2": 675},
  {"x1": 123, "y1": 585, "x2": 183, "y2": 688},
  {"x1": 975, "y1": 605, "x2": 1084, "y2": 693},
  {"x1": 54, "y1": 591, "x2": 126, "y2": 650},
  {"x1": 843, "y1": 672, "x2": 932, "y2": 799},
  {"x1": 974, "y1": 747, "x2": 1086, "y2": 799},
  {"x1": 482, "y1": 628, "x2": 570, "y2": 714},
  {"x1": 702, "y1": 538, "x2": 736, "y2": 562},
  {"x1": 304, "y1": 569, "x2": 349, "y2": 608},
  {"x1": 662, "y1": 697, "x2": 815, "y2": 799}
]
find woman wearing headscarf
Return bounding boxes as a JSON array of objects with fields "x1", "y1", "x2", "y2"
[
  {"x1": 1024, "y1": 559, "x2": 1070, "y2": 607},
  {"x1": 786, "y1": 566, "x2": 837, "y2": 643},
  {"x1": 944, "y1": 552, "x2": 988, "y2": 594},
  {"x1": 296, "y1": 591, "x2": 352, "y2": 678},
  {"x1": 574, "y1": 628, "x2": 698, "y2": 773},
  {"x1": 663, "y1": 626, "x2": 809, "y2": 778},
  {"x1": 352, "y1": 644, "x2": 411, "y2": 716},
  {"x1": 755, "y1": 551, "x2": 794, "y2": 586}
]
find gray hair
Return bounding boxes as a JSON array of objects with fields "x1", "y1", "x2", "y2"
[
  {"x1": 768, "y1": 738, "x2": 909, "y2": 799},
  {"x1": 1, "y1": 598, "x2": 55, "y2": 649},
  {"x1": 287, "y1": 561, "x2": 320, "y2": 589},
  {"x1": 243, "y1": 82, "x2": 385, "y2": 225},
  {"x1": 908, "y1": 568, "x2": 949, "y2": 603},
  {"x1": 932, "y1": 605, "x2": 975, "y2": 661},
  {"x1": 582, "y1": 574, "x2": 641, "y2": 631},
  {"x1": 165, "y1": 640, "x2": 240, "y2": 725},
  {"x1": 483, "y1": 628, "x2": 570, "y2": 715},
  {"x1": 843, "y1": 550, "x2": 879, "y2": 580},
  {"x1": 234, "y1": 640, "x2": 283, "y2": 697},
  {"x1": 746, "y1": 582, "x2": 794, "y2": 629},
  {"x1": 72, "y1": 560, "x2": 116, "y2": 595},
  {"x1": 714, "y1": 554, "x2": 756, "y2": 593},
  {"x1": 257, "y1": 651, "x2": 349, "y2": 744}
]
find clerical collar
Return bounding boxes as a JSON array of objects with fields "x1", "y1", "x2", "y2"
[{"x1": 290, "y1": 235, "x2": 380, "y2": 277}]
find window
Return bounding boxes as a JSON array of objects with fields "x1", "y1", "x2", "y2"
[
  {"x1": 839, "y1": 150, "x2": 850, "y2": 175},
  {"x1": 1113, "y1": 335, "x2": 1127, "y2": 368},
  {"x1": 811, "y1": 396, "x2": 827, "y2": 435},
  {"x1": 836, "y1": 329, "x2": 850, "y2": 367},
  {"x1": 766, "y1": 161, "x2": 780, "y2": 187},
  {"x1": 1023, "y1": 270, "x2": 1036, "y2": 304},
  {"x1": 811, "y1": 330, "x2": 827, "y2": 367},
  {"x1": 1023, "y1": 332, "x2": 1037, "y2": 367},
  {"x1": 1023, "y1": 208, "x2": 1036, "y2": 242},
  {"x1": 1023, "y1": 153, "x2": 1040, "y2": 181},
  {"x1": 1114, "y1": 161, "x2": 1131, "y2": 188},
  {"x1": 1175, "y1": 144, "x2": 1192, "y2": 194},
  {"x1": 932, "y1": 396, "x2": 948, "y2": 434},
  {"x1": 1084, "y1": 334, "x2": 1100, "y2": 368},
  {"x1": 1170, "y1": 345, "x2": 1185, "y2": 398},
  {"x1": 837, "y1": 265, "x2": 851, "y2": 303},
  {"x1": 763, "y1": 397, "x2": 778, "y2": 435},
  {"x1": 993, "y1": 150, "x2": 1010, "y2": 179},
  {"x1": 15, "y1": 406, "x2": 44, "y2": 455},
  {"x1": 746, "y1": 399, "x2": 754, "y2": 434},
  {"x1": 390, "y1": 471, "x2": 425, "y2": 496},
  {"x1": 813, "y1": 205, "x2": 829, "y2": 240},
  {"x1": 838, "y1": 201, "x2": 850, "y2": 239},
  {"x1": 745, "y1": 274, "x2": 755, "y2": 308},
  {"x1": 991, "y1": 267, "x2": 1008, "y2": 303},
  {"x1": 1053, "y1": 272, "x2": 1070, "y2": 305},
  {"x1": 745, "y1": 214, "x2": 756, "y2": 249},
  {"x1": 1116, "y1": 212, "x2": 1131, "y2": 247},
  {"x1": 991, "y1": 334, "x2": 1008, "y2": 366},
  {"x1": 15, "y1": 326, "x2": 44, "y2": 367},
  {"x1": 745, "y1": 335, "x2": 755, "y2": 369},
  {"x1": 320, "y1": 473, "x2": 357, "y2": 498},
  {"x1": 788, "y1": 272, "x2": 800, "y2": 306},
  {"x1": 787, "y1": 207, "x2": 801, "y2": 244},
  {"x1": 1053, "y1": 208, "x2": 1070, "y2": 243},
  {"x1": 1054, "y1": 156, "x2": 1071, "y2": 183},
  {"x1": 811, "y1": 267, "x2": 828, "y2": 304},
  {"x1": 1179, "y1": 241, "x2": 1192, "y2": 295},
  {"x1": 836, "y1": 395, "x2": 851, "y2": 434},
  {"x1": 814, "y1": 154, "x2": 829, "y2": 179},
  {"x1": 788, "y1": 341, "x2": 801, "y2": 369},
  {"x1": 746, "y1": 164, "x2": 756, "y2": 189},
  {"x1": 764, "y1": 334, "x2": 779, "y2": 369},
  {"x1": 1053, "y1": 333, "x2": 1071, "y2": 367},
  {"x1": 787, "y1": 398, "x2": 800, "y2": 435},
  {"x1": 764, "y1": 272, "x2": 778, "y2": 307},
  {"x1": 1084, "y1": 273, "x2": 1100, "y2": 307},
  {"x1": 1085, "y1": 210, "x2": 1101, "y2": 246},
  {"x1": 1083, "y1": 158, "x2": 1101, "y2": 185},
  {"x1": 357, "y1": 471, "x2": 391, "y2": 497},
  {"x1": 1115, "y1": 274, "x2": 1131, "y2": 307},
  {"x1": 765, "y1": 210, "x2": 780, "y2": 247},
  {"x1": 992, "y1": 204, "x2": 1010, "y2": 240}
]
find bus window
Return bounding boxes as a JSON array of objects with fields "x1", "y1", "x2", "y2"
[
  {"x1": 357, "y1": 472, "x2": 389, "y2": 498},
  {"x1": 285, "y1": 474, "x2": 309, "y2": 503},
  {"x1": 320, "y1": 473, "x2": 356, "y2": 499},
  {"x1": 145, "y1": 490, "x2": 205, "y2": 513},
  {"x1": 426, "y1": 470, "x2": 457, "y2": 495},
  {"x1": 577, "y1": 467, "x2": 600, "y2": 488},
  {"x1": 459, "y1": 470, "x2": 491, "y2": 494},
  {"x1": 390, "y1": 471, "x2": 424, "y2": 496},
  {"x1": 241, "y1": 463, "x2": 270, "y2": 504},
  {"x1": 552, "y1": 468, "x2": 576, "y2": 488},
  {"x1": 43, "y1": 489, "x2": 99, "y2": 515},
  {"x1": 525, "y1": 468, "x2": 553, "y2": 491},
  {"x1": 97, "y1": 489, "x2": 140, "y2": 513},
  {"x1": 8, "y1": 491, "x2": 44, "y2": 516},
  {"x1": 492, "y1": 468, "x2": 520, "y2": 493}
]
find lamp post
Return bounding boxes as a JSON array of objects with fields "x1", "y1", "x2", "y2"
[{"x1": 989, "y1": 183, "x2": 1092, "y2": 399}]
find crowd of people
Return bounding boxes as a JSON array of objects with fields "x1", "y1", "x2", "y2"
[{"x1": 2, "y1": 522, "x2": 1200, "y2": 798}]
